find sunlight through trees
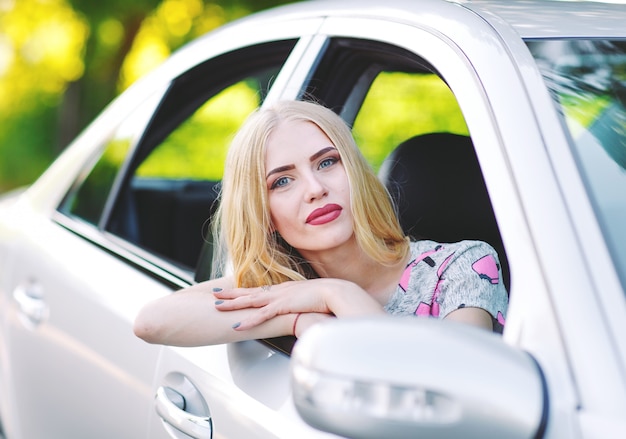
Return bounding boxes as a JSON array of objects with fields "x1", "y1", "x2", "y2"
[{"x1": 0, "y1": 0, "x2": 290, "y2": 191}]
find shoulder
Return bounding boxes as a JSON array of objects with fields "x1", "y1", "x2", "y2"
[
  {"x1": 408, "y1": 240, "x2": 502, "y2": 280},
  {"x1": 409, "y1": 239, "x2": 499, "y2": 260},
  {"x1": 443, "y1": 240, "x2": 501, "y2": 276},
  {"x1": 409, "y1": 239, "x2": 494, "y2": 252}
]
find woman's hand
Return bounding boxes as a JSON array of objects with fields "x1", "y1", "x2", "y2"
[
  {"x1": 213, "y1": 278, "x2": 384, "y2": 331},
  {"x1": 134, "y1": 277, "x2": 385, "y2": 346},
  {"x1": 134, "y1": 277, "x2": 295, "y2": 346}
]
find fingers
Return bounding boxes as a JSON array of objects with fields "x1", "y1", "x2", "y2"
[
  {"x1": 212, "y1": 286, "x2": 280, "y2": 331},
  {"x1": 232, "y1": 307, "x2": 279, "y2": 331},
  {"x1": 213, "y1": 286, "x2": 267, "y2": 300},
  {"x1": 213, "y1": 286, "x2": 289, "y2": 331},
  {"x1": 213, "y1": 288, "x2": 271, "y2": 310},
  {"x1": 211, "y1": 282, "x2": 317, "y2": 332}
]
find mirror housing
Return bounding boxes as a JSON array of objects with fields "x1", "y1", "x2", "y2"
[{"x1": 291, "y1": 317, "x2": 547, "y2": 439}]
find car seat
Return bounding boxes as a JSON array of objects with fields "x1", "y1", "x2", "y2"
[{"x1": 379, "y1": 132, "x2": 510, "y2": 291}]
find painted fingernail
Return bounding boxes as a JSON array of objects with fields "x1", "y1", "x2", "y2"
[
  {"x1": 212, "y1": 287, "x2": 222, "y2": 292},
  {"x1": 215, "y1": 300, "x2": 224, "y2": 305},
  {"x1": 232, "y1": 322, "x2": 241, "y2": 329}
]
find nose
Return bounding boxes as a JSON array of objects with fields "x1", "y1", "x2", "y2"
[{"x1": 303, "y1": 172, "x2": 327, "y2": 203}]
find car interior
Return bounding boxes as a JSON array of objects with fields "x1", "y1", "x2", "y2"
[{"x1": 379, "y1": 132, "x2": 510, "y2": 291}]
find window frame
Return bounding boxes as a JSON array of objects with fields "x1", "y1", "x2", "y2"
[
  {"x1": 53, "y1": 38, "x2": 308, "y2": 288},
  {"x1": 101, "y1": 40, "x2": 298, "y2": 272}
]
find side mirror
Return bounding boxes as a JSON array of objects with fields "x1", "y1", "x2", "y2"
[{"x1": 291, "y1": 317, "x2": 547, "y2": 439}]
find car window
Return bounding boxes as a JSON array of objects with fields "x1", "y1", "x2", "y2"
[
  {"x1": 121, "y1": 79, "x2": 261, "y2": 270},
  {"x1": 527, "y1": 39, "x2": 626, "y2": 293},
  {"x1": 302, "y1": 37, "x2": 509, "y2": 291},
  {"x1": 106, "y1": 40, "x2": 297, "y2": 272},
  {"x1": 352, "y1": 70, "x2": 468, "y2": 172},
  {"x1": 58, "y1": 92, "x2": 164, "y2": 225},
  {"x1": 136, "y1": 80, "x2": 263, "y2": 181}
]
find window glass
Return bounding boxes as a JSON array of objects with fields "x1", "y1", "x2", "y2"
[
  {"x1": 61, "y1": 140, "x2": 130, "y2": 225},
  {"x1": 108, "y1": 41, "x2": 296, "y2": 271},
  {"x1": 352, "y1": 71, "x2": 468, "y2": 171},
  {"x1": 125, "y1": 78, "x2": 264, "y2": 269},
  {"x1": 136, "y1": 80, "x2": 259, "y2": 180},
  {"x1": 527, "y1": 39, "x2": 626, "y2": 293},
  {"x1": 58, "y1": 92, "x2": 163, "y2": 225}
]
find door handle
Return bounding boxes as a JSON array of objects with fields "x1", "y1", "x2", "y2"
[
  {"x1": 155, "y1": 386, "x2": 213, "y2": 439},
  {"x1": 13, "y1": 281, "x2": 48, "y2": 326}
]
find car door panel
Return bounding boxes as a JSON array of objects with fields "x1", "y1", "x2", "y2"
[
  {"x1": 3, "y1": 208, "x2": 174, "y2": 438},
  {"x1": 89, "y1": 35, "x2": 314, "y2": 439},
  {"x1": 301, "y1": 14, "x2": 620, "y2": 438},
  {"x1": 149, "y1": 342, "x2": 339, "y2": 439}
]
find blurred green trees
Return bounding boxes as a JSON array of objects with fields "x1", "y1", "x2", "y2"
[
  {"x1": 0, "y1": 0, "x2": 469, "y2": 194},
  {"x1": 0, "y1": 0, "x2": 293, "y2": 192}
]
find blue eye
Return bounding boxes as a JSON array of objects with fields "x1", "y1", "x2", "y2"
[
  {"x1": 270, "y1": 176, "x2": 290, "y2": 190},
  {"x1": 319, "y1": 157, "x2": 338, "y2": 169}
]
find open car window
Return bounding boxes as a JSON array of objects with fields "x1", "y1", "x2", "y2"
[
  {"x1": 111, "y1": 78, "x2": 264, "y2": 271},
  {"x1": 58, "y1": 40, "x2": 297, "y2": 276},
  {"x1": 302, "y1": 37, "x2": 509, "y2": 291},
  {"x1": 107, "y1": 40, "x2": 297, "y2": 273},
  {"x1": 260, "y1": 36, "x2": 512, "y2": 356},
  {"x1": 58, "y1": 91, "x2": 164, "y2": 226}
]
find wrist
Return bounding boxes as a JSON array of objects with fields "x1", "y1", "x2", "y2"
[
  {"x1": 293, "y1": 312, "x2": 334, "y2": 338},
  {"x1": 292, "y1": 312, "x2": 302, "y2": 337}
]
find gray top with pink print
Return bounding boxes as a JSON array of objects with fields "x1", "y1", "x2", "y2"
[{"x1": 384, "y1": 240, "x2": 508, "y2": 333}]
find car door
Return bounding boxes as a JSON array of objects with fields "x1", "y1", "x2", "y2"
[
  {"x1": 145, "y1": 12, "x2": 527, "y2": 439},
  {"x1": 1, "y1": 86, "x2": 172, "y2": 439},
  {"x1": 144, "y1": 11, "x2": 523, "y2": 439},
  {"x1": 132, "y1": 41, "x2": 339, "y2": 439},
  {"x1": 0, "y1": 26, "x2": 318, "y2": 439},
  {"x1": 268, "y1": 10, "x2": 586, "y2": 439},
  {"x1": 97, "y1": 27, "x2": 335, "y2": 439}
]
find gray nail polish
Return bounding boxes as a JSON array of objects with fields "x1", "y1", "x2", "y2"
[
  {"x1": 212, "y1": 287, "x2": 223, "y2": 292},
  {"x1": 232, "y1": 322, "x2": 241, "y2": 329},
  {"x1": 215, "y1": 300, "x2": 224, "y2": 305}
]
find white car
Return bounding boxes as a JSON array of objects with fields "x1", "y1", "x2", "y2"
[{"x1": 1, "y1": 0, "x2": 625, "y2": 438}]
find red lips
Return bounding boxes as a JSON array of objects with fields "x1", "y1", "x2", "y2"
[{"x1": 306, "y1": 203, "x2": 342, "y2": 225}]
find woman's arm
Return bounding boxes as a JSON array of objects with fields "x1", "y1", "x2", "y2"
[
  {"x1": 133, "y1": 277, "x2": 295, "y2": 346},
  {"x1": 135, "y1": 277, "x2": 386, "y2": 346},
  {"x1": 293, "y1": 312, "x2": 335, "y2": 338},
  {"x1": 444, "y1": 306, "x2": 493, "y2": 331},
  {"x1": 213, "y1": 277, "x2": 386, "y2": 331}
]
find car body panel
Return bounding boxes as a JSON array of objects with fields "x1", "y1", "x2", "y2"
[
  {"x1": 0, "y1": 199, "x2": 170, "y2": 438},
  {"x1": 148, "y1": 342, "x2": 338, "y2": 438},
  {"x1": 465, "y1": 1, "x2": 626, "y2": 418}
]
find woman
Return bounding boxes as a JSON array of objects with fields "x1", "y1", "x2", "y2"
[{"x1": 133, "y1": 100, "x2": 508, "y2": 347}]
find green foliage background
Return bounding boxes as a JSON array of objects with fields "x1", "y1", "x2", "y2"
[
  {"x1": 0, "y1": 0, "x2": 294, "y2": 193},
  {"x1": 0, "y1": 0, "x2": 469, "y2": 193}
]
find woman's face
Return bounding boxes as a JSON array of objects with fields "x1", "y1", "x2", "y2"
[{"x1": 265, "y1": 119, "x2": 354, "y2": 256}]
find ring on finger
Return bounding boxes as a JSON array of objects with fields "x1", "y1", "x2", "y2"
[{"x1": 261, "y1": 285, "x2": 271, "y2": 292}]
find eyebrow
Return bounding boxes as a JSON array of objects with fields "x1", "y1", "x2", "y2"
[{"x1": 266, "y1": 146, "x2": 337, "y2": 179}]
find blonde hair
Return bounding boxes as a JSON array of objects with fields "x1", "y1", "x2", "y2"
[{"x1": 214, "y1": 100, "x2": 409, "y2": 287}]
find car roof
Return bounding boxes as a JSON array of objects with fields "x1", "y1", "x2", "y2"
[
  {"x1": 238, "y1": 0, "x2": 626, "y2": 39},
  {"x1": 465, "y1": 0, "x2": 626, "y2": 38}
]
